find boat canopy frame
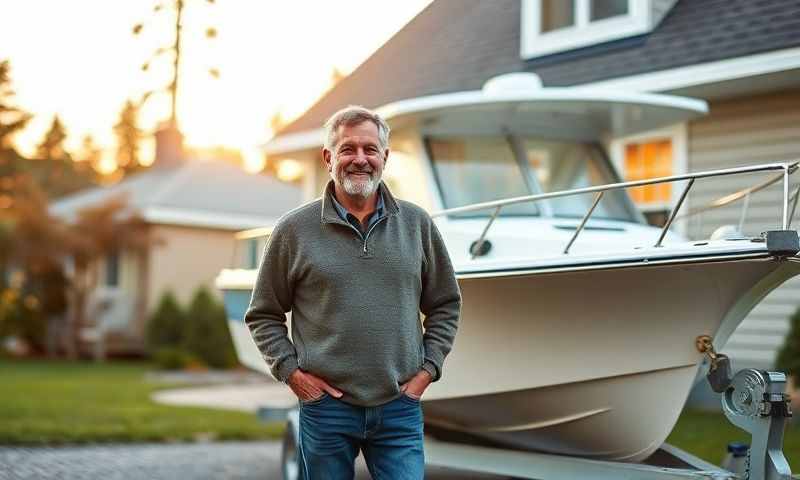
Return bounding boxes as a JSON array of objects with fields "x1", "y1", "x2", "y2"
[{"x1": 430, "y1": 161, "x2": 800, "y2": 259}]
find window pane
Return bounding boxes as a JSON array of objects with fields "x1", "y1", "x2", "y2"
[
  {"x1": 590, "y1": 0, "x2": 629, "y2": 21},
  {"x1": 247, "y1": 238, "x2": 258, "y2": 269},
  {"x1": 623, "y1": 139, "x2": 673, "y2": 206},
  {"x1": 524, "y1": 138, "x2": 634, "y2": 221},
  {"x1": 541, "y1": 0, "x2": 575, "y2": 32},
  {"x1": 429, "y1": 137, "x2": 539, "y2": 217},
  {"x1": 106, "y1": 251, "x2": 119, "y2": 287}
]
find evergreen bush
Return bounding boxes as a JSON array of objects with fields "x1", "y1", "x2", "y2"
[
  {"x1": 145, "y1": 291, "x2": 185, "y2": 353},
  {"x1": 183, "y1": 286, "x2": 238, "y2": 369},
  {"x1": 776, "y1": 305, "x2": 800, "y2": 377}
]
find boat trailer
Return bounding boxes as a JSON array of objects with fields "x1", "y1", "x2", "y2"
[{"x1": 269, "y1": 361, "x2": 793, "y2": 480}]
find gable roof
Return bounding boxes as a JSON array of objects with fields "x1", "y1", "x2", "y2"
[
  {"x1": 279, "y1": 0, "x2": 800, "y2": 137},
  {"x1": 50, "y1": 160, "x2": 302, "y2": 230}
]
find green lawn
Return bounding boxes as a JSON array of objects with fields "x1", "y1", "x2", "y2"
[
  {"x1": 0, "y1": 358, "x2": 283, "y2": 444},
  {"x1": 667, "y1": 408, "x2": 800, "y2": 471},
  {"x1": 1, "y1": 358, "x2": 798, "y2": 472}
]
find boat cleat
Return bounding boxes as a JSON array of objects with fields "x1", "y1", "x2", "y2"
[{"x1": 762, "y1": 230, "x2": 800, "y2": 257}]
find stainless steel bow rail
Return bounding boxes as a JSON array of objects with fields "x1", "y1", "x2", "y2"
[{"x1": 431, "y1": 162, "x2": 799, "y2": 259}]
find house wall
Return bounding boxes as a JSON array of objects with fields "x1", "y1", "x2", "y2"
[
  {"x1": 686, "y1": 88, "x2": 800, "y2": 368},
  {"x1": 147, "y1": 224, "x2": 239, "y2": 315}
]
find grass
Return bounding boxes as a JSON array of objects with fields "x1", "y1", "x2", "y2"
[
  {"x1": 0, "y1": 358, "x2": 284, "y2": 445},
  {"x1": 667, "y1": 408, "x2": 800, "y2": 471}
]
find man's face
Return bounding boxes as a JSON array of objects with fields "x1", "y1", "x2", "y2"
[{"x1": 324, "y1": 121, "x2": 388, "y2": 199}]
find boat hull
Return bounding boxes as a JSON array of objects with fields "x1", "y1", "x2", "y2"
[{"x1": 218, "y1": 254, "x2": 800, "y2": 462}]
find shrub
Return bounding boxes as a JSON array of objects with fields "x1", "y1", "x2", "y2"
[
  {"x1": 0, "y1": 288, "x2": 46, "y2": 352},
  {"x1": 151, "y1": 346, "x2": 198, "y2": 370},
  {"x1": 776, "y1": 305, "x2": 800, "y2": 377},
  {"x1": 183, "y1": 286, "x2": 238, "y2": 369},
  {"x1": 145, "y1": 291, "x2": 185, "y2": 353}
]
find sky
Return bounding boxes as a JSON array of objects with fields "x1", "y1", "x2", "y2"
[{"x1": 0, "y1": 0, "x2": 432, "y2": 172}]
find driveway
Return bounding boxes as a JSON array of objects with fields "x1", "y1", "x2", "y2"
[{"x1": 0, "y1": 441, "x2": 502, "y2": 479}]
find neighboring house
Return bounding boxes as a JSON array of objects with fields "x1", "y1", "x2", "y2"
[
  {"x1": 264, "y1": 0, "x2": 800, "y2": 370},
  {"x1": 50, "y1": 139, "x2": 302, "y2": 355}
]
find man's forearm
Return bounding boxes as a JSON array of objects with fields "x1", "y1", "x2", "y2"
[{"x1": 243, "y1": 311, "x2": 298, "y2": 382}]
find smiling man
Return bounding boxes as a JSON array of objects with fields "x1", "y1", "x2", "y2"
[{"x1": 244, "y1": 105, "x2": 461, "y2": 479}]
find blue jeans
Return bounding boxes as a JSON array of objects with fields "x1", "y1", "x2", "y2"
[{"x1": 298, "y1": 392, "x2": 424, "y2": 480}]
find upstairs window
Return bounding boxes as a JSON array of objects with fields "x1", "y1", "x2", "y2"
[{"x1": 521, "y1": 0, "x2": 650, "y2": 58}]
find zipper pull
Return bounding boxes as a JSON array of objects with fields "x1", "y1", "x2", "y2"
[{"x1": 363, "y1": 240, "x2": 367, "y2": 253}]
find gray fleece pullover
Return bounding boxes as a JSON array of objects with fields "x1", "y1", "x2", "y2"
[{"x1": 244, "y1": 181, "x2": 461, "y2": 406}]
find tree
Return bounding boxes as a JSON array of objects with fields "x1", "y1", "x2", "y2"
[
  {"x1": 76, "y1": 134, "x2": 101, "y2": 183},
  {"x1": 0, "y1": 177, "x2": 73, "y2": 355},
  {"x1": 30, "y1": 116, "x2": 95, "y2": 198},
  {"x1": 36, "y1": 116, "x2": 69, "y2": 161},
  {"x1": 0, "y1": 59, "x2": 31, "y2": 149},
  {"x1": 0, "y1": 60, "x2": 32, "y2": 188},
  {"x1": 65, "y1": 195, "x2": 151, "y2": 358},
  {"x1": 113, "y1": 101, "x2": 145, "y2": 175}
]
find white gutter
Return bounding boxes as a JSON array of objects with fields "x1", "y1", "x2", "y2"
[
  {"x1": 575, "y1": 46, "x2": 800, "y2": 93},
  {"x1": 142, "y1": 206, "x2": 281, "y2": 231},
  {"x1": 262, "y1": 128, "x2": 324, "y2": 155}
]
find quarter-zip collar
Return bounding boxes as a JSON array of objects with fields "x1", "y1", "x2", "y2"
[{"x1": 321, "y1": 179, "x2": 400, "y2": 226}]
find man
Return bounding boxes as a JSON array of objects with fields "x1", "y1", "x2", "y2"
[{"x1": 244, "y1": 105, "x2": 461, "y2": 479}]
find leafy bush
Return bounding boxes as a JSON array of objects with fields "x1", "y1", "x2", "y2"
[
  {"x1": 0, "y1": 288, "x2": 46, "y2": 352},
  {"x1": 776, "y1": 305, "x2": 800, "y2": 377},
  {"x1": 145, "y1": 291, "x2": 185, "y2": 353},
  {"x1": 183, "y1": 287, "x2": 238, "y2": 369}
]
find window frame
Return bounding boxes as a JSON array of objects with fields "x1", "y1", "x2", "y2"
[
  {"x1": 520, "y1": 0, "x2": 651, "y2": 59},
  {"x1": 609, "y1": 123, "x2": 688, "y2": 232}
]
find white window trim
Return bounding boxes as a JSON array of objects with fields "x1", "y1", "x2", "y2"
[
  {"x1": 609, "y1": 123, "x2": 689, "y2": 233},
  {"x1": 521, "y1": 0, "x2": 652, "y2": 59}
]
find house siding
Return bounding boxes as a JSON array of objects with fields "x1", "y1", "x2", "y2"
[
  {"x1": 686, "y1": 88, "x2": 800, "y2": 368},
  {"x1": 147, "y1": 224, "x2": 238, "y2": 314}
]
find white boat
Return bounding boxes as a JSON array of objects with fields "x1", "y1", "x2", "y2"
[{"x1": 216, "y1": 74, "x2": 800, "y2": 463}]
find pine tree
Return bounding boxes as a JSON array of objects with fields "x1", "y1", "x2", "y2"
[
  {"x1": 31, "y1": 116, "x2": 94, "y2": 198},
  {"x1": 0, "y1": 59, "x2": 32, "y2": 184},
  {"x1": 36, "y1": 116, "x2": 69, "y2": 161},
  {"x1": 113, "y1": 101, "x2": 144, "y2": 175},
  {"x1": 76, "y1": 134, "x2": 101, "y2": 182},
  {"x1": 0, "y1": 59, "x2": 31, "y2": 149}
]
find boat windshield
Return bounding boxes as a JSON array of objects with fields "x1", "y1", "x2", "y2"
[{"x1": 428, "y1": 135, "x2": 637, "y2": 221}]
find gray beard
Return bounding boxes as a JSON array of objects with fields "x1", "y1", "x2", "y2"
[{"x1": 336, "y1": 171, "x2": 379, "y2": 198}]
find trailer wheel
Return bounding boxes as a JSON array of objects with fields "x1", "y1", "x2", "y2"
[{"x1": 281, "y1": 426, "x2": 300, "y2": 480}]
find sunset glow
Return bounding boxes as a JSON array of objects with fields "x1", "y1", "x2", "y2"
[{"x1": 0, "y1": 1, "x2": 432, "y2": 172}]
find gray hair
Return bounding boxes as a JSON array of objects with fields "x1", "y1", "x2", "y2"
[{"x1": 323, "y1": 105, "x2": 390, "y2": 152}]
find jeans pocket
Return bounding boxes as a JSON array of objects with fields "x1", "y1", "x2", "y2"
[
  {"x1": 300, "y1": 392, "x2": 329, "y2": 406},
  {"x1": 401, "y1": 391, "x2": 421, "y2": 403}
]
